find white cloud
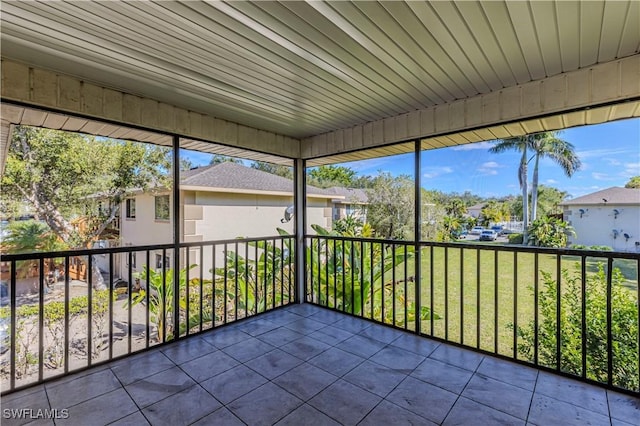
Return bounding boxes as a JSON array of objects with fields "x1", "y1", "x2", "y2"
[
  {"x1": 423, "y1": 166, "x2": 453, "y2": 179},
  {"x1": 592, "y1": 172, "x2": 615, "y2": 181},
  {"x1": 477, "y1": 161, "x2": 501, "y2": 175},
  {"x1": 576, "y1": 148, "x2": 633, "y2": 159},
  {"x1": 546, "y1": 179, "x2": 558, "y2": 184},
  {"x1": 604, "y1": 158, "x2": 622, "y2": 166},
  {"x1": 452, "y1": 141, "x2": 494, "y2": 151}
]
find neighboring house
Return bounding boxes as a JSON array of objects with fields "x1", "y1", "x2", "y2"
[
  {"x1": 561, "y1": 187, "x2": 640, "y2": 252},
  {"x1": 467, "y1": 203, "x2": 484, "y2": 219},
  {"x1": 326, "y1": 187, "x2": 368, "y2": 222},
  {"x1": 117, "y1": 162, "x2": 354, "y2": 278}
]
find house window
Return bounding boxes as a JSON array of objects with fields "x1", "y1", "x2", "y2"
[
  {"x1": 125, "y1": 198, "x2": 136, "y2": 219},
  {"x1": 155, "y1": 195, "x2": 170, "y2": 221},
  {"x1": 155, "y1": 254, "x2": 170, "y2": 269},
  {"x1": 126, "y1": 253, "x2": 137, "y2": 268}
]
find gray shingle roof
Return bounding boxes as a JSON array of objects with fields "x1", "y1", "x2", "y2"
[
  {"x1": 181, "y1": 162, "x2": 334, "y2": 196},
  {"x1": 326, "y1": 187, "x2": 368, "y2": 203},
  {"x1": 560, "y1": 187, "x2": 640, "y2": 206}
]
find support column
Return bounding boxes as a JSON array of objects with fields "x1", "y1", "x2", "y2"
[
  {"x1": 172, "y1": 135, "x2": 181, "y2": 339},
  {"x1": 294, "y1": 158, "x2": 307, "y2": 304},
  {"x1": 414, "y1": 140, "x2": 422, "y2": 334}
]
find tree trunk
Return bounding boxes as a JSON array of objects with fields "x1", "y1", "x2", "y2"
[
  {"x1": 531, "y1": 153, "x2": 540, "y2": 222},
  {"x1": 520, "y1": 146, "x2": 529, "y2": 244}
]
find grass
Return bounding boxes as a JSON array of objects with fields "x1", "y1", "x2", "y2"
[{"x1": 373, "y1": 244, "x2": 639, "y2": 363}]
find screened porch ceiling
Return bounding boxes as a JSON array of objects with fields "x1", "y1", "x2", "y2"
[{"x1": 1, "y1": 0, "x2": 639, "y2": 165}]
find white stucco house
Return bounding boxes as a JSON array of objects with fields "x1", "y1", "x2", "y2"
[
  {"x1": 115, "y1": 162, "x2": 362, "y2": 277},
  {"x1": 561, "y1": 187, "x2": 640, "y2": 252}
]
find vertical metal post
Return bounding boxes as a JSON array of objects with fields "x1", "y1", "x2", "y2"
[
  {"x1": 294, "y1": 158, "x2": 306, "y2": 304},
  {"x1": 414, "y1": 139, "x2": 422, "y2": 335},
  {"x1": 606, "y1": 257, "x2": 613, "y2": 386},
  {"x1": 534, "y1": 253, "x2": 539, "y2": 365},
  {"x1": 581, "y1": 255, "x2": 587, "y2": 379},
  {"x1": 64, "y1": 256, "x2": 70, "y2": 371},
  {"x1": 128, "y1": 251, "x2": 132, "y2": 351},
  {"x1": 108, "y1": 254, "x2": 113, "y2": 360},
  {"x1": 494, "y1": 249, "x2": 498, "y2": 354},
  {"x1": 200, "y1": 245, "x2": 204, "y2": 331},
  {"x1": 185, "y1": 249, "x2": 190, "y2": 333},
  {"x1": 556, "y1": 255, "x2": 562, "y2": 371},
  {"x1": 476, "y1": 249, "x2": 481, "y2": 349},
  {"x1": 460, "y1": 248, "x2": 464, "y2": 345},
  {"x1": 87, "y1": 256, "x2": 93, "y2": 366},
  {"x1": 444, "y1": 246, "x2": 449, "y2": 341},
  {"x1": 513, "y1": 251, "x2": 517, "y2": 359},
  {"x1": 224, "y1": 243, "x2": 228, "y2": 323},
  {"x1": 10, "y1": 260, "x2": 16, "y2": 390},
  {"x1": 172, "y1": 135, "x2": 180, "y2": 341},
  {"x1": 146, "y1": 251, "x2": 150, "y2": 347}
]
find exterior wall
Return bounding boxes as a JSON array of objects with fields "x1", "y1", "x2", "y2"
[
  {"x1": 564, "y1": 205, "x2": 640, "y2": 252},
  {"x1": 119, "y1": 192, "x2": 174, "y2": 278},
  {"x1": 302, "y1": 56, "x2": 640, "y2": 158},
  {"x1": 193, "y1": 192, "x2": 295, "y2": 240},
  {"x1": 0, "y1": 59, "x2": 300, "y2": 159},
  {"x1": 117, "y1": 190, "x2": 332, "y2": 279}
]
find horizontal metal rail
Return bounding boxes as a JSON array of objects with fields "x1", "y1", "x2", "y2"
[
  {"x1": 305, "y1": 234, "x2": 640, "y2": 396},
  {"x1": 0, "y1": 236, "x2": 295, "y2": 394}
]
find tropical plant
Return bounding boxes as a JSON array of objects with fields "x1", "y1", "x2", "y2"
[
  {"x1": 515, "y1": 266, "x2": 638, "y2": 391},
  {"x1": 479, "y1": 200, "x2": 510, "y2": 226},
  {"x1": 128, "y1": 264, "x2": 200, "y2": 342},
  {"x1": 527, "y1": 217, "x2": 575, "y2": 248},
  {"x1": 333, "y1": 214, "x2": 364, "y2": 236},
  {"x1": 213, "y1": 232, "x2": 294, "y2": 319},
  {"x1": 307, "y1": 224, "x2": 438, "y2": 326},
  {"x1": 490, "y1": 131, "x2": 581, "y2": 240}
]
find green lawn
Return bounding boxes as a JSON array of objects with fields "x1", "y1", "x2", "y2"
[{"x1": 373, "y1": 245, "x2": 638, "y2": 365}]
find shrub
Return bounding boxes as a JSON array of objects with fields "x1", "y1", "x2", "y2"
[
  {"x1": 508, "y1": 233, "x2": 523, "y2": 244},
  {"x1": 515, "y1": 264, "x2": 638, "y2": 391},
  {"x1": 527, "y1": 217, "x2": 575, "y2": 248}
]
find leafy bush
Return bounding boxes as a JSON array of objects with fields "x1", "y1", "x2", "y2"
[
  {"x1": 527, "y1": 217, "x2": 575, "y2": 248},
  {"x1": 571, "y1": 244, "x2": 613, "y2": 251},
  {"x1": 508, "y1": 233, "x2": 523, "y2": 244},
  {"x1": 515, "y1": 265, "x2": 638, "y2": 391}
]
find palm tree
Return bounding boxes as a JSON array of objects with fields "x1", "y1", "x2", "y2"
[
  {"x1": 489, "y1": 136, "x2": 531, "y2": 241},
  {"x1": 529, "y1": 135, "x2": 580, "y2": 221},
  {"x1": 489, "y1": 131, "x2": 581, "y2": 242}
]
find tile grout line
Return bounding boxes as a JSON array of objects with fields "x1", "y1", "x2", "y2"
[{"x1": 438, "y1": 353, "x2": 485, "y2": 425}]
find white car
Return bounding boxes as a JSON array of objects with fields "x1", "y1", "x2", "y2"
[{"x1": 470, "y1": 226, "x2": 484, "y2": 235}]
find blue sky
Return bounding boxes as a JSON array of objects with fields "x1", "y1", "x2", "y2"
[
  {"x1": 182, "y1": 118, "x2": 639, "y2": 199},
  {"x1": 339, "y1": 118, "x2": 640, "y2": 199}
]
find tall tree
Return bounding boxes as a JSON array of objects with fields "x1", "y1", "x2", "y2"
[
  {"x1": 365, "y1": 172, "x2": 414, "y2": 240},
  {"x1": 489, "y1": 136, "x2": 531, "y2": 241},
  {"x1": 308, "y1": 165, "x2": 357, "y2": 188},
  {"x1": 250, "y1": 161, "x2": 293, "y2": 179},
  {"x1": 625, "y1": 176, "x2": 640, "y2": 188},
  {"x1": 1, "y1": 126, "x2": 171, "y2": 247},
  {"x1": 209, "y1": 154, "x2": 242, "y2": 165},
  {"x1": 490, "y1": 131, "x2": 580, "y2": 241},
  {"x1": 528, "y1": 133, "x2": 580, "y2": 221}
]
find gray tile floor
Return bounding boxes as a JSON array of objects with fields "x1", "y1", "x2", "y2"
[{"x1": 2, "y1": 304, "x2": 639, "y2": 425}]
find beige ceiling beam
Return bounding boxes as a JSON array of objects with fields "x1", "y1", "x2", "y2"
[
  {"x1": 0, "y1": 59, "x2": 301, "y2": 159},
  {"x1": 302, "y1": 56, "x2": 640, "y2": 159}
]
